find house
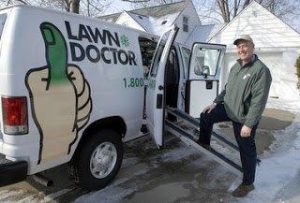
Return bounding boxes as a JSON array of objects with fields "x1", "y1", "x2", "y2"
[
  {"x1": 208, "y1": 1, "x2": 300, "y2": 101},
  {"x1": 100, "y1": 0, "x2": 201, "y2": 45},
  {"x1": 100, "y1": 0, "x2": 300, "y2": 101}
]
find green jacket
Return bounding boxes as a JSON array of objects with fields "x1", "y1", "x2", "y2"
[{"x1": 214, "y1": 55, "x2": 272, "y2": 127}]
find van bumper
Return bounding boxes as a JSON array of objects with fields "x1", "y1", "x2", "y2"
[{"x1": 0, "y1": 157, "x2": 27, "y2": 187}]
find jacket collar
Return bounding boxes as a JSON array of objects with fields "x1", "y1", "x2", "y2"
[{"x1": 237, "y1": 54, "x2": 258, "y2": 68}]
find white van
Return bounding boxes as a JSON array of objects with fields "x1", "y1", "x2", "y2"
[{"x1": 0, "y1": 5, "x2": 226, "y2": 190}]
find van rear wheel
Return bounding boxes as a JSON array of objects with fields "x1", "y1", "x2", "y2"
[{"x1": 73, "y1": 129, "x2": 123, "y2": 190}]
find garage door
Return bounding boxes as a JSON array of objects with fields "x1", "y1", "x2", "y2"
[{"x1": 223, "y1": 52, "x2": 299, "y2": 101}]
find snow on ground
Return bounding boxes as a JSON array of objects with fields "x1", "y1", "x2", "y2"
[
  {"x1": 236, "y1": 112, "x2": 300, "y2": 203},
  {"x1": 74, "y1": 64, "x2": 300, "y2": 203},
  {"x1": 74, "y1": 96, "x2": 300, "y2": 203},
  {"x1": 239, "y1": 97, "x2": 300, "y2": 203}
]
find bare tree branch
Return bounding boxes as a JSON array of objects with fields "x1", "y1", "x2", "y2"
[
  {"x1": 122, "y1": 0, "x2": 150, "y2": 2},
  {"x1": 69, "y1": 0, "x2": 80, "y2": 13},
  {"x1": 242, "y1": 0, "x2": 250, "y2": 9},
  {"x1": 15, "y1": 0, "x2": 29, "y2": 4}
]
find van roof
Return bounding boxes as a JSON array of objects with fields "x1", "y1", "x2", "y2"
[
  {"x1": 0, "y1": 5, "x2": 186, "y2": 47},
  {"x1": 0, "y1": 5, "x2": 158, "y2": 39}
]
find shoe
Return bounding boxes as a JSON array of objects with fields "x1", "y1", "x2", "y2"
[
  {"x1": 196, "y1": 140, "x2": 211, "y2": 150},
  {"x1": 193, "y1": 129, "x2": 200, "y2": 136},
  {"x1": 232, "y1": 183, "x2": 254, "y2": 197}
]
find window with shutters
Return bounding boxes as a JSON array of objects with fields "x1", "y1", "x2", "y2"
[{"x1": 183, "y1": 16, "x2": 189, "y2": 32}]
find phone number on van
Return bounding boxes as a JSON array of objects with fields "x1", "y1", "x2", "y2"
[{"x1": 123, "y1": 77, "x2": 144, "y2": 88}]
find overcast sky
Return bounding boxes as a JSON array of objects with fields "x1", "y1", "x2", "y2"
[{"x1": 103, "y1": 0, "x2": 300, "y2": 33}]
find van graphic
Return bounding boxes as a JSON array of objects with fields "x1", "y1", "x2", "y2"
[{"x1": 25, "y1": 22, "x2": 92, "y2": 164}]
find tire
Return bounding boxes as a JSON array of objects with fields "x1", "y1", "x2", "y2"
[{"x1": 72, "y1": 129, "x2": 123, "y2": 190}]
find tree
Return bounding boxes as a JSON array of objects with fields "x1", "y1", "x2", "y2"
[
  {"x1": 194, "y1": 0, "x2": 300, "y2": 28},
  {"x1": 69, "y1": 0, "x2": 79, "y2": 13},
  {"x1": 1, "y1": 0, "x2": 115, "y2": 16},
  {"x1": 128, "y1": 0, "x2": 181, "y2": 10},
  {"x1": 2, "y1": 0, "x2": 299, "y2": 31}
]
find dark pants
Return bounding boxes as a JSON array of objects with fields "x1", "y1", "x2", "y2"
[{"x1": 199, "y1": 104, "x2": 258, "y2": 185}]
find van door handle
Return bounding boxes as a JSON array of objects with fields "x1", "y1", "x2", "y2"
[
  {"x1": 156, "y1": 94, "x2": 163, "y2": 109},
  {"x1": 158, "y1": 85, "x2": 164, "y2": 90},
  {"x1": 206, "y1": 80, "x2": 213, "y2": 89}
]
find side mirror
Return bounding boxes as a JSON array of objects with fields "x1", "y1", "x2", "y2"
[
  {"x1": 194, "y1": 65, "x2": 210, "y2": 78},
  {"x1": 194, "y1": 64, "x2": 202, "y2": 75},
  {"x1": 202, "y1": 65, "x2": 210, "y2": 78},
  {"x1": 202, "y1": 65, "x2": 210, "y2": 75}
]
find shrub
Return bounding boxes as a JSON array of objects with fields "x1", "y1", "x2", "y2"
[{"x1": 296, "y1": 56, "x2": 300, "y2": 89}]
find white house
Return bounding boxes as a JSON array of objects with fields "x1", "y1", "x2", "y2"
[
  {"x1": 100, "y1": 0, "x2": 201, "y2": 45},
  {"x1": 208, "y1": 1, "x2": 300, "y2": 101}
]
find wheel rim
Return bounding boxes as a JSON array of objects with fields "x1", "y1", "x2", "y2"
[{"x1": 90, "y1": 141, "x2": 117, "y2": 179}]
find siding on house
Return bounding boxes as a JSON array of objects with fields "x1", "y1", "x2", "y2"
[
  {"x1": 209, "y1": 1, "x2": 300, "y2": 101},
  {"x1": 209, "y1": 1, "x2": 300, "y2": 51},
  {"x1": 185, "y1": 24, "x2": 224, "y2": 47},
  {"x1": 99, "y1": 1, "x2": 186, "y2": 23},
  {"x1": 171, "y1": 0, "x2": 201, "y2": 45},
  {"x1": 116, "y1": 12, "x2": 145, "y2": 31},
  {"x1": 100, "y1": 1, "x2": 201, "y2": 45}
]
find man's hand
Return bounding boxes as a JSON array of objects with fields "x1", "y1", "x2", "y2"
[
  {"x1": 202, "y1": 103, "x2": 217, "y2": 113},
  {"x1": 240, "y1": 125, "x2": 252, "y2": 137}
]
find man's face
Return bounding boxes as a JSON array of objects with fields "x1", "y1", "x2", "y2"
[{"x1": 236, "y1": 40, "x2": 254, "y2": 63}]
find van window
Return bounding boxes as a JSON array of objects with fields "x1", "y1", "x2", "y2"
[
  {"x1": 0, "y1": 14, "x2": 7, "y2": 40},
  {"x1": 165, "y1": 48, "x2": 179, "y2": 86},
  {"x1": 180, "y1": 47, "x2": 191, "y2": 79},
  {"x1": 138, "y1": 37, "x2": 157, "y2": 76},
  {"x1": 150, "y1": 44, "x2": 164, "y2": 76},
  {"x1": 165, "y1": 48, "x2": 180, "y2": 108},
  {"x1": 192, "y1": 46, "x2": 220, "y2": 76}
]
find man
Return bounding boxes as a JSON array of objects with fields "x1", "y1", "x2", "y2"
[{"x1": 197, "y1": 35, "x2": 272, "y2": 197}]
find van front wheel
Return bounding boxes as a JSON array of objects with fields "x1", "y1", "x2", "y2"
[{"x1": 73, "y1": 129, "x2": 123, "y2": 190}]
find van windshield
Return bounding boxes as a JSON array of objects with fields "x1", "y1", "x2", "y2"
[{"x1": 0, "y1": 14, "x2": 7, "y2": 40}]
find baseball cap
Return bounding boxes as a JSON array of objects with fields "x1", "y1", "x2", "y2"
[{"x1": 233, "y1": 34, "x2": 254, "y2": 45}]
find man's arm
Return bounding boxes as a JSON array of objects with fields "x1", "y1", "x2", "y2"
[
  {"x1": 244, "y1": 67, "x2": 272, "y2": 128},
  {"x1": 202, "y1": 88, "x2": 226, "y2": 113},
  {"x1": 214, "y1": 89, "x2": 226, "y2": 104}
]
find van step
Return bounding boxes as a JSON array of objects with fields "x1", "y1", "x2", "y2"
[
  {"x1": 165, "y1": 120, "x2": 242, "y2": 174},
  {"x1": 165, "y1": 107, "x2": 243, "y2": 175},
  {"x1": 166, "y1": 107, "x2": 261, "y2": 165},
  {"x1": 166, "y1": 107, "x2": 239, "y2": 151}
]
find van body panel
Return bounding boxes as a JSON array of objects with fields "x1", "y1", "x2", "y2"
[{"x1": 0, "y1": 6, "x2": 147, "y2": 174}]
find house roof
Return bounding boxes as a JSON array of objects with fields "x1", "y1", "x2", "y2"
[
  {"x1": 185, "y1": 24, "x2": 224, "y2": 45},
  {"x1": 99, "y1": 1, "x2": 186, "y2": 22},
  {"x1": 118, "y1": 10, "x2": 181, "y2": 35},
  {"x1": 123, "y1": 11, "x2": 152, "y2": 33},
  {"x1": 209, "y1": 1, "x2": 300, "y2": 50}
]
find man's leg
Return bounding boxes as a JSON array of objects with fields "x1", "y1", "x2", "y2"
[
  {"x1": 198, "y1": 104, "x2": 230, "y2": 145},
  {"x1": 232, "y1": 122, "x2": 258, "y2": 184},
  {"x1": 232, "y1": 122, "x2": 258, "y2": 197}
]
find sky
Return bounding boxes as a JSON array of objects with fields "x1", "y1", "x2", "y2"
[
  {"x1": 0, "y1": 0, "x2": 298, "y2": 32},
  {"x1": 102, "y1": 0, "x2": 300, "y2": 33}
]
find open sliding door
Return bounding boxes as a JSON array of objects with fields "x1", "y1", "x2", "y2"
[{"x1": 146, "y1": 26, "x2": 179, "y2": 147}]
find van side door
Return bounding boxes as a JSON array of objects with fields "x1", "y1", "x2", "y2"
[
  {"x1": 186, "y1": 43, "x2": 226, "y2": 118},
  {"x1": 146, "y1": 26, "x2": 179, "y2": 147}
]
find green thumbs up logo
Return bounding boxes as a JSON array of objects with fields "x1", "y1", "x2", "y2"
[{"x1": 25, "y1": 22, "x2": 92, "y2": 164}]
